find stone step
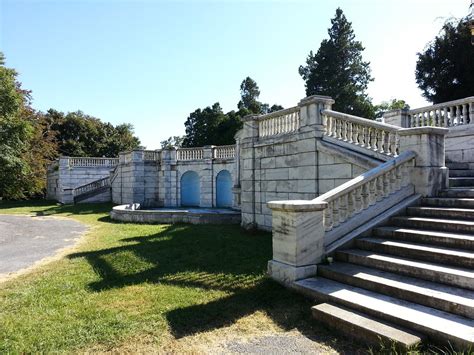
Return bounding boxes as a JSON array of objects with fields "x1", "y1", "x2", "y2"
[
  {"x1": 295, "y1": 277, "x2": 474, "y2": 349},
  {"x1": 450, "y1": 177, "x2": 474, "y2": 188},
  {"x1": 355, "y1": 237, "x2": 474, "y2": 268},
  {"x1": 318, "y1": 262, "x2": 474, "y2": 319},
  {"x1": 311, "y1": 302, "x2": 424, "y2": 350},
  {"x1": 336, "y1": 249, "x2": 474, "y2": 290},
  {"x1": 439, "y1": 188, "x2": 474, "y2": 198},
  {"x1": 407, "y1": 206, "x2": 474, "y2": 221},
  {"x1": 373, "y1": 226, "x2": 474, "y2": 250},
  {"x1": 449, "y1": 170, "x2": 474, "y2": 177},
  {"x1": 421, "y1": 197, "x2": 474, "y2": 208},
  {"x1": 391, "y1": 216, "x2": 474, "y2": 234},
  {"x1": 446, "y1": 162, "x2": 470, "y2": 170}
]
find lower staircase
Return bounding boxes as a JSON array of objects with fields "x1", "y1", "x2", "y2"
[
  {"x1": 73, "y1": 177, "x2": 111, "y2": 203},
  {"x1": 295, "y1": 173, "x2": 474, "y2": 350}
]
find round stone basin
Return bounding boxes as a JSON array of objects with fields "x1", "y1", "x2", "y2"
[{"x1": 110, "y1": 204, "x2": 241, "y2": 225}]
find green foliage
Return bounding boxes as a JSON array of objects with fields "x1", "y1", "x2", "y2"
[
  {"x1": 46, "y1": 110, "x2": 140, "y2": 157},
  {"x1": 374, "y1": 99, "x2": 410, "y2": 118},
  {"x1": 0, "y1": 52, "x2": 141, "y2": 199},
  {"x1": 0, "y1": 56, "x2": 35, "y2": 199},
  {"x1": 299, "y1": 8, "x2": 374, "y2": 118},
  {"x1": 415, "y1": 17, "x2": 474, "y2": 104},
  {"x1": 160, "y1": 135, "x2": 184, "y2": 149},
  {"x1": 238, "y1": 77, "x2": 262, "y2": 114},
  {"x1": 182, "y1": 77, "x2": 283, "y2": 147}
]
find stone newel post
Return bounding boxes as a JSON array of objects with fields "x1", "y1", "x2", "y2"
[
  {"x1": 298, "y1": 95, "x2": 335, "y2": 132},
  {"x1": 267, "y1": 200, "x2": 328, "y2": 286},
  {"x1": 383, "y1": 108, "x2": 410, "y2": 127},
  {"x1": 398, "y1": 127, "x2": 449, "y2": 196}
]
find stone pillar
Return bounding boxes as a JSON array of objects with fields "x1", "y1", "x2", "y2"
[
  {"x1": 130, "y1": 150, "x2": 146, "y2": 205},
  {"x1": 161, "y1": 149, "x2": 178, "y2": 207},
  {"x1": 201, "y1": 146, "x2": 215, "y2": 207},
  {"x1": 239, "y1": 115, "x2": 259, "y2": 228},
  {"x1": 267, "y1": 200, "x2": 328, "y2": 286},
  {"x1": 232, "y1": 135, "x2": 242, "y2": 210},
  {"x1": 383, "y1": 108, "x2": 409, "y2": 127},
  {"x1": 398, "y1": 127, "x2": 449, "y2": 196},
  {"x1": 298, "y1": 95, "x2": 335, "y2": 132}
]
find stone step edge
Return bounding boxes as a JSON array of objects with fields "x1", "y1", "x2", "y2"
[
  {"x1": 312, "y1": 302, "x2": 424, "y2": 350},
  {"x1": 296, "y1": 277, "x2": 474, "y2": 349},
  {"x1": 318, "y1": 262, "x2": 474, "y2": 319}
]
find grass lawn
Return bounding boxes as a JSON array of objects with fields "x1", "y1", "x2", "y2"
[{"x1": 0, "y1": 200, "x2": 361, "y2": 353}]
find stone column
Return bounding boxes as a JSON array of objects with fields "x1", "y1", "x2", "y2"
[
  {"x1": 383, "y1": 108, "x2": 410, "y2": 127},
  {"x1": 298, "y1": 95, "x2": 335, "y2": 133},
  {"x1": 161, "y1": 149, "x2": 177, "y2": 207},
  {"x1": 130, "y1": 150, "x2": 146, "y2": 205},
  {"x1": 398, "y1": 127, "x2": 449, "y2": 196},
  {"x1": 267, "y1": 200, "x2": 328, "y2": 286},
  {"x1": 201, "y1": 146, "x2": 215, "y2": 207},
  {"x1": 232, "y1": 134, "x2": 242, "y2": 210},
  {"x1": 239, "y1": 115, "x2": 259, "y2": 228}
]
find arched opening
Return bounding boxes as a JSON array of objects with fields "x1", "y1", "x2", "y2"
[
  {"x1": 181, "y1": 171, "x2": 200, "y2": 207},
  {"x1": 216, "y1": 170, "x2": 232, "y2": 207}
]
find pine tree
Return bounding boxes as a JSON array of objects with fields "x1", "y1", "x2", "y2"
[{"x1": 299, "y1": 8, "x2": 374, "y2": 118}]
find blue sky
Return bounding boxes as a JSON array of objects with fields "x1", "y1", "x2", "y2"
[{"x1": 1, "y1": 0, "x2": 469, "y2": 149}]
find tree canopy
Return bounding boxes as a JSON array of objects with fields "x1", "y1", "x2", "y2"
[
  {"x1": 415, "y1": 17, "x2": 474, "y2": 104},
  {"x1": 0, "y1": 52, "x2": 141, "y2": 199},
  {"x1": 45, "y1": 109, "x2": 140, "y2": 157},
  {"x1": 181, "y1": 77, "x2": 283, "y2": 147},
  {"x1": 299, "y1": 8, "x2": 374, "y2": 118},
  {"x1": 374, "y1": 99, "x2": 410, "y2": 119}
]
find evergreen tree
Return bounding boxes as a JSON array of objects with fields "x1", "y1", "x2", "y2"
[
  {"x1": 415, "y1": 17, "x2": 474, "y2": 104},
  {"x1": 299, "y1": 8, "x2": 374, "y2": 118},
  {"x1": 237, "y1": 77, "x2": 262, "y2": 114}
]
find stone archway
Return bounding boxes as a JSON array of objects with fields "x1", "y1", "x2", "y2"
[
  {"x1": 216, "y1": 170, "x2": 232, "y2": 208},
  {"x1": 181, "y1": 171, "x2": 200, "y2": 207}
]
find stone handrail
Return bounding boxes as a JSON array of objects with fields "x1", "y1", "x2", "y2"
[
  {"x1": 177, "y1": 147, "x2": 204, "y2": 161},
  {"x1": 143, "y1": 150, "x2": 161, "y2": 161},
  {"x1": 73, "y1": 177, "x2": 110, "y2": 197},
  {"x1": 313, "y1": 150, "x2": 415, "y2": 232},
  {"x1": 68, "y1": 157, "x2": 119, "y2": 168},
  {"x1": 407, "y1": 96, "x2": 474, "y2": 127},
  {"x1": 258, "y1": 106, "x2": 300, "y2": 138},
  {"x1": 214, "y1": 145, "x2": 235, "y2": 159},
  {"x1": 322, "y1": 109, "x2": 401, "y2": 157}
]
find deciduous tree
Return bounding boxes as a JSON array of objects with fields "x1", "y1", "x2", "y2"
[{"x1": 415, "y1": 17, "x2": 474, "y2": 103}]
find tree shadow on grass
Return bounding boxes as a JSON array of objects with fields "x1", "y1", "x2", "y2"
[{"x1": 69, "y1": 223, "x2": 361, "y2": 352}]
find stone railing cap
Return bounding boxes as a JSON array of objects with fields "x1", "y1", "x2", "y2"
[
  {"x1": 298, "y1": 95, "x2": 335, "y2": 106},
  {"x1": 267, "y1": 200, "x2": 328, "y2": 212},
  {"x1": 382, "y1": 108, "x2": 409, "y2": 118},
  {"x1": 398, "y1": 127, "x2": 449, "y2": 136}
]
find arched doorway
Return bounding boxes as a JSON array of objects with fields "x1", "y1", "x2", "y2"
[
  {"x1": 181, "y1": 171, "x2": 200, "y2": 207},
  {"x1": 216, "y1": 170, "x2": 232, "y2": 207}
]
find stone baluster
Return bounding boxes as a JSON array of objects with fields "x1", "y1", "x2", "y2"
[
  {"x1": 354, "y1": 186, "x2": 362, "y2": 213},
  {"x1": 339, "y1": 195, "x2": 348, "y2": 224},
  {"x1": 332, "y1": 198, "x2": 340, "y2": 228},
  {"x1": 368, "y1": 179, "x2": 376, "y2": 206},
  {"x1": 361, "y1": 183, "x2": 369, "y2": 209},
  {"x1": 325, "y1": 202, "x2": 333, "y2": 231},
  {"x1": 347, "y1": 190, "x2": 355, "y2": 217},
  {"x1": 376, "y1": 175, "x2": 384, "y2": 202},
  {"x1": 469, "y1": 102, "x2": 474, "y2": 124}
]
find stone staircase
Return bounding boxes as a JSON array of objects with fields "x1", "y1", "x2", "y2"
[
  {"x1": 294, "y1": 173, "x2": 474, "y2": 350},
  {"x1": 73, "y1": 177, "x2": 111, "y2": 204}
]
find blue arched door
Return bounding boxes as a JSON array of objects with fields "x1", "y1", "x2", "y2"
[
  {"x1": 216, "y1": 170, "x2": 232, "y2": 207},
  {"x1": 181, "y1": 171, "x2": 200, "y2": 206}
]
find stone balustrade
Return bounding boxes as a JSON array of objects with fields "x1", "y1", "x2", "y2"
[
  {"x1": 176, "y1": 147, "x2": 204, "y2": 161},
  {"x1": 73, "y1": 177, "x2": 110, "y2": 197},
  {"x1": 143, "y1": 150, "x2": 161, "y2": 161},
  {"x1": 267, "y1": 124, "x2": 449, "y2": 286},
  {"x1": 322, "y1": 109, "x2": 401, "y2": 157},
  {"x1": 316, "y1": 151, "x2": 415, "y2": 232},
  {"x1": 258, "y1": 106, "x2": 301, "y2": 138},
  {"x1": 68, "y1": 157, "x2": 119, "y2": 167},
  {"x1": 214, "y1": 145, "x2": 235, "y2": 159},
  {"x1": 407, "y1": 97, "x2": 474, "y2": 128}
]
